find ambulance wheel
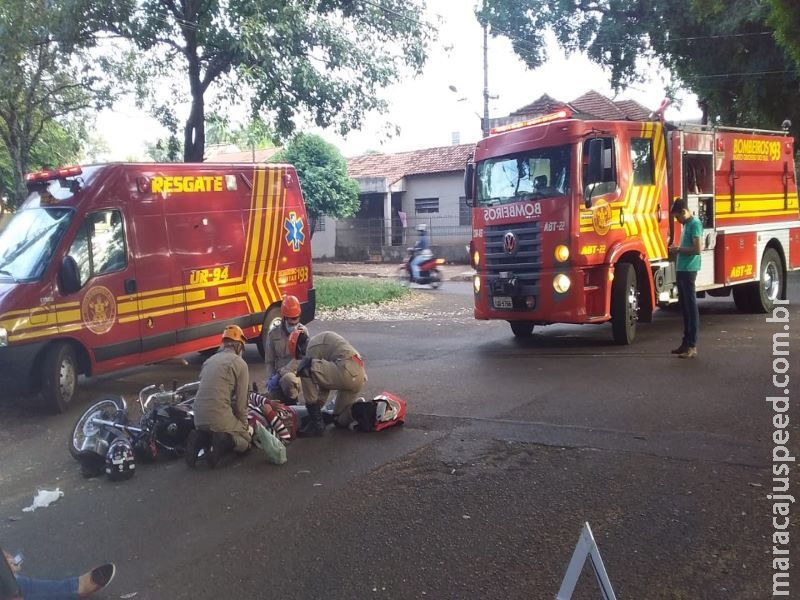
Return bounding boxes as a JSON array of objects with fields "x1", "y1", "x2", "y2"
[
  {"x1": 611, "y1": 262, "x2": 638, "y2": 345},
  {"x1": 509, "y1": 321, "x2": 534, "y2": 338},
  {"x1": 258, "y1": 306, "x2": 282, "y2": 359},
  {"x1": 41, "y1": 342, "x2": 78, "y2": 413}
]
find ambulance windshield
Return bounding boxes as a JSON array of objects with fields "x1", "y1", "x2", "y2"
[
  {"x1": 0, "y1": 207, "x2": 73, "y2": 282},
  {"x1": 476, "y1": 144, "x2": 571, "y2": 206}
]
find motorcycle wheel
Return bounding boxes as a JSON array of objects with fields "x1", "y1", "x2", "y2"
[
  {"x1": 396, "y1": 267, "x2": 410, "y2": 287},
  {"x1": 429, "y1": 269, "x2": 443, "y2": 289},
  {"x1": 69, "y1": 395, "x2": 126, "y2": 460}
]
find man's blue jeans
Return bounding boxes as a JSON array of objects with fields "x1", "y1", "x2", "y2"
[
  {"x1": 410, "y1": 255, "x2": 426, "y2": 280},
  {"x1": 677, "y1": 270, "x2": 699, "y2": 347},
  {"x1": 16, "y1": 574, "x2": 79, "y2": 599}
]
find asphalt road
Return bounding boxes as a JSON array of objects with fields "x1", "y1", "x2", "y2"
[{"x1": 1, "y1": 275, "x2": 798, "y2": 599}]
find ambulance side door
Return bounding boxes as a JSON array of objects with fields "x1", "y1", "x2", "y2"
[
  {"x1": 128, "y1": 190, "x2": 185, "y2": 355},
  {"x1": 61, "y1": 208, "x2": 142, "y2": 365}
]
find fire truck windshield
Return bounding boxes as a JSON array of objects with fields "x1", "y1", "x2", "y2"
[
  {"x1": 476, "y1": 144, "x2": 571, "y2": 206},
  {"x1": 0, "y1": 207, "x2": 74, "y2": 282}
]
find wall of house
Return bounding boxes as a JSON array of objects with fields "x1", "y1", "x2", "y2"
[
  {"x1": 401, "y1": 172, "x2": 471, "y2": 262},
  {"x1": 310, "y1": 215, "x2": 336, "y2": 260}
]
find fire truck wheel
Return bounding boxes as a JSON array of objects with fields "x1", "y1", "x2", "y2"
[
  {"x1": 611, "y1": 262, "x2": 638, "y2": 345},
  {"x1": 509, "y1": 321, "x2": 535, "y2": 338},
  {"x1": 257, "y1": 306, "x2": 282, "y2": 360},
  {"x1": 733, "y1": 248, "x2": 784, "y2": 313},
  {"x1": 41, "y1": 342, "x2": 78, "y2": 413},
  {"x1": 755, "y1": 248, "x2": 784, "y2": 313}
]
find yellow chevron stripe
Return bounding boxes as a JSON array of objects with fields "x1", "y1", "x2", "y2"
[
  {"x1": 246, "y1": 168, "x2": 266, "y2": 312},
  {"x1": 266, "y1": 169, "x2": 285, "y2": 302},
  {"x1": 256, "y1": 168, "x2": 276, "y2": 309}
]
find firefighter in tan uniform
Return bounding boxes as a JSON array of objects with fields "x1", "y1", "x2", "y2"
[
  {"x1": 185, "y1": 325, "x2": 251, "y2": 468},
  {"x1": 263, "y1": 295, "x2": 303, "y2": 403},
  {"x1": 288, "y1": 329, "x2": 367, "y2": 436}
]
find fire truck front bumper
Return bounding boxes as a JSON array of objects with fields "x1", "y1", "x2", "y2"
[{"x1": 473, "y1": 266, "x2": 610, "y2": 324}]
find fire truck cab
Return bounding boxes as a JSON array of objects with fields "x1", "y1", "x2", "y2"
[
  {"x1": 0, "y1": 163, "x2": 315, "y2": 411},
  {"x1": 465, "y1": 111, "x2": 800, "y2": 343}
]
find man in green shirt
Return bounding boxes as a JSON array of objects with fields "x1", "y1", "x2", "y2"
[{"x1": 668, "y1": 199, "x2": 702, "y2": 358}]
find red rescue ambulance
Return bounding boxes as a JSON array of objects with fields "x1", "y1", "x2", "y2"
[
  {"x1": 0, "y1": 163, "x2": 315, "y2": 411},
  {"x1": 465, "y1": 111, "x2": 800, "y2": 343}
]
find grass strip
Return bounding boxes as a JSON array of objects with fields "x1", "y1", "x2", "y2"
[{"x1": 315, "y1": 276, "x2": 410, "y2": 310}]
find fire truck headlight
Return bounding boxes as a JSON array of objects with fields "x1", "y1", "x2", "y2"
[
  {"x1": 472, "y1": 250, "x2": 480, "y2": 268},
  {"x1": 473, "y1": 275, "x2": 481, "y2": 294},
  {"x1": 554, "y1": 245, "x2": 570, "y2": 262},
  {"x1": 0, "y1": 327, "x2": 7, "y2": 347},
  {"x1": 553, "y1": 274, "x2": 571, "y2": 294}
]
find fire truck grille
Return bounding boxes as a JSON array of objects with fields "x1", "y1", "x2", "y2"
[{"x1": 484, "y1": 221, "x2": 541, "y2": 293}]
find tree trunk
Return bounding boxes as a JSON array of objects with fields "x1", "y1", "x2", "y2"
[
  {"x1": 8, "y1": 137, "x2": 29, "y2": 208},
  {"x1": 183, "y1": 85, "x2": 205, "y2": 162}
]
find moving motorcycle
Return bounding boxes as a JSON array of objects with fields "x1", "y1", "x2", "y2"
[
  {"x1": 70, "y1": 381, "x2": 199, "y2": 478},
  {"x1": 398, "y1": 248, "x2": 444, "y2": 289}
]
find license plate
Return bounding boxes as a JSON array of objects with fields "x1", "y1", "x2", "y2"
[{"x1": 492, "y1": 295, "x2": 513, "y2": 309}]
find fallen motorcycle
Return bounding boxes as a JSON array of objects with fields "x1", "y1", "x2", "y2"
[
  {"x1": 69, "y1": 381, "x2": 199, "y2": 479},
  {"x1": 398, "y1": 248, "x2": 445, "y2": 289}
]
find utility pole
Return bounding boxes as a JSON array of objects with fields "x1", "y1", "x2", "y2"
[{"x1": 482, "y1": 22, "x2": 490, "y2": 138}]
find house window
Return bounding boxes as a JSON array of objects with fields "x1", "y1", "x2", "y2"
[
  {"x1": 459, "y1": 196, "x2": 472, "y2": 226},
  {"x1": 314, "y1": 217, "x2": 325, "y2": 232},
  {"x1": 630, "y1": 138, "x2": 654, "y2": 186},
  {"x1": 414, "y1": 198, "x2": 439, "y2": 214}
]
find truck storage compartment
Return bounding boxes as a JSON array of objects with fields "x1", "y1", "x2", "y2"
[{"x1": 715, "y1": 231, "x2": 757, "y2": 284}]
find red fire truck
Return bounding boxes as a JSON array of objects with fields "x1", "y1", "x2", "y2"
[
  {"x1": 465, "y1": 110, "x2": 800, "y2": 343},
  {"x1": 0, "y1": 163, "x2": 315, "y2": 411}
]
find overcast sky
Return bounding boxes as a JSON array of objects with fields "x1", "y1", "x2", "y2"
[{"x1": 96, "y1": 1, "x2": 702, "y2": 161}]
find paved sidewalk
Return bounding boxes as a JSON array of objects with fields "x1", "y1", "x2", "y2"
[{"x1": 313, "y1": 260, "x2": 475, "y2": 282}]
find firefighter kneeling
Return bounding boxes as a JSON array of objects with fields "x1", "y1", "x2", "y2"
[{"x1": 287, "y1": 329, "x2": 367, "y2": 436}]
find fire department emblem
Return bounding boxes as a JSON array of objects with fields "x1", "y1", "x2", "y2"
[
  {"x1": 81, "y1": 286, "x2": 117, "y2": 335},
  {"x1": 284, "y1": 212, "x2": 306, "y2": 252},
  {"x1": 592, "y1": 200, "x2": 613, "y2": 236},
  {"x1": 503, "y1": 231, "x2": 517, "y2": 255}
]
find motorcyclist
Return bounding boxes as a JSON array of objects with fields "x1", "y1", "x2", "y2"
[
  {"x1": 409, "y1": 223, "x2": 430, "y2": 282},
  {"x1": 287, "y1": 329, "x2": 367, "y2": 436},
  {"x1": 263, "y1": 295, "x2": 304, "y2": 405},
  {"x1": 186, "y1": 325, "x2": 251, "y2": 468}
]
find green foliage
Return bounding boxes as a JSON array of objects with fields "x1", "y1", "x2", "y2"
[
  {"x1": 0, "y1": 0, "x2": 125, "y2": 205},
  {"x1": 315, "y1": 276, "x2": 409, "y2": 310},
  {"x1": 115, "y1": 0, "x2": 435, "y2": 162},
  {"x1": 768, "y1": 0, "x2": 800, "y2": 68},
  {"x1": 480, "y1": 0, "x2": 800, "y2": 138},
  {"x1": 272, "y1": 134, "x2": 360, "y2": 237}
]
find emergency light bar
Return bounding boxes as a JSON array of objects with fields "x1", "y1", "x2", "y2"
[
  {"x1": 25, "y1": 165, "x2": 83, "y2": 183},
  {"x1": 490, "y1": 110, "x2": 572, "y2": 135}
]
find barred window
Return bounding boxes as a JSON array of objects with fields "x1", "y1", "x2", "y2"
[
  {"x1": 314, "y1": 217, "x2": 325, "y2": 232},
  {"x1": 459, "y1": 196, "x2": 472, "y2": 226},
  {"x1": 414, "y1": 198, "x2": 439, "y2": 214}
]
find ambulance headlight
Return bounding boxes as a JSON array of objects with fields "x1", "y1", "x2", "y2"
[
  {"x1": 0, "y1": 328, "x2": 7, "y2": 347},
  {"x1": 553, "y1": 274, "x2": 571, "y2": 294}
]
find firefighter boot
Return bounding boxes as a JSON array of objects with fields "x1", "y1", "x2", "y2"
[
  {"x1": 298, "y1": 403, "x2": 326, "y2": 437},
  {"x1": 207, "y1": 432, "x2": 235, "y2": 468},
  {"x1": 185, "y1": 429, "x2": 211, "y2": 469}
]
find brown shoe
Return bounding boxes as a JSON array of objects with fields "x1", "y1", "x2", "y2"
[
  {"x1": 671, "y1": 344, "x2": 688, "y2": 355},
  {"x1": 678, "y1": 347, "x2": 697, "y2": 359}
]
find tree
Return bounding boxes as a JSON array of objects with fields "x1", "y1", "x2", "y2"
[
  {"x1": 118, "y1": 0, "x2": 434, "y2": 163},
  {"x1": 0, "y1": 0, "x2": 124, "y2": 206},
  {"x1": 479, "y1": 0, "x2": 800, "y2": 138},
  {"x1": 271, "y1": 134, "x2": 360, "y2": 238},
  {"x1": 768, "y1": 0, "x2": 800, "y2": 68}
]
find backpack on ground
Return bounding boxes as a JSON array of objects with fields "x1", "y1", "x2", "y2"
[{"x1": 350, "y1": 391, "x2": 407, "y2": 432}]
